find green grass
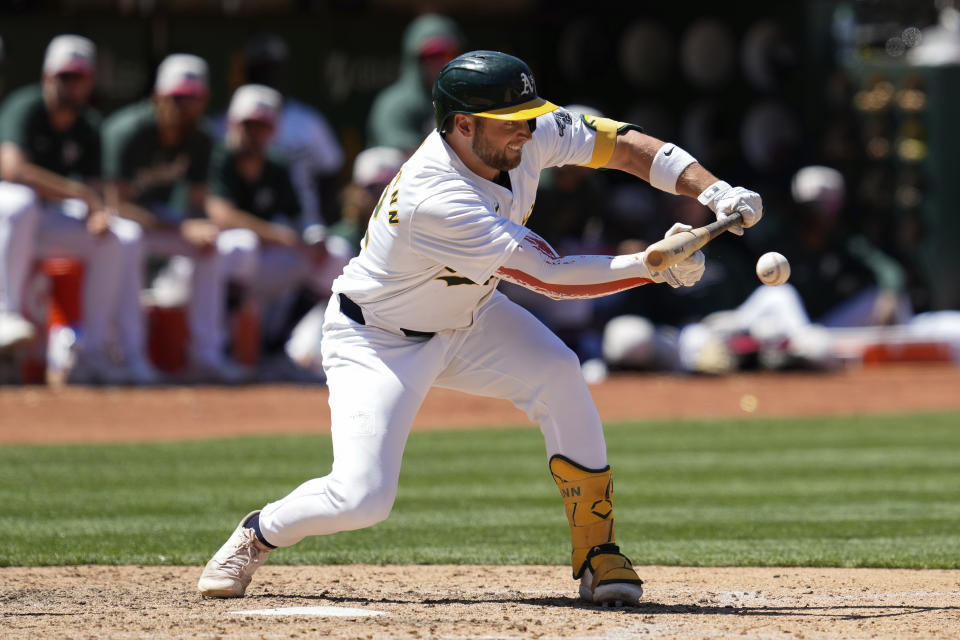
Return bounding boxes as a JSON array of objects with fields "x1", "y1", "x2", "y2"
[{"x1": 2, "y1": 411, "x2": 959, "y2": 568}]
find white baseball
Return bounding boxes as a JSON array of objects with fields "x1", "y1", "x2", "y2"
[{"x1": 756, "y1": 251, "x2": 790, "y2": 285}]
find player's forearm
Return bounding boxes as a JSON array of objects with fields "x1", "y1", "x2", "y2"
[
  {"x1": 675, "y1": 162, "x2": 722, "y2": 199},
  {"x1": 6, "y1": 162, "x2": 100, "y2": 207},
  {"x1": 605, "y1": 130, "x2": 719, "y2": 198},
  {"x1": 207, "y1": 197, "x2": 264, "y2": 232},
  {"x1": 105, "y1": 182, "x2": 170, "y2": 230},
  {"x1": 114, "y1": 201, "x2": 172, "y2": 229},
  {"x1": 206, "y1": 196, "x2": 293, "y2": 244},
  {"x1": 495, "y1": 231, "x2": 654, "y2": 300}
]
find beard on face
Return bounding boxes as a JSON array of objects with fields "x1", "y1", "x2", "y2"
[{"x1": 471, "y1": 118, "x2": 522, "y2": 172}]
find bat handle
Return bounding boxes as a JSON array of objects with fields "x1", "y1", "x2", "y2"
[{"x1": 706, "y1": 210, "x2": 744, "y2": 235}]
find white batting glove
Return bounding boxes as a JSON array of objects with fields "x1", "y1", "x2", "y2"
[
  {"x1": 650, "y1": 223, "x2": 706, "y2": 288},
  {"x1": 697, "y1": 180, "x2": 763, "y2": 236}
]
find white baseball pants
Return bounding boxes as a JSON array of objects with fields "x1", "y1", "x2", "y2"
[
  {"x1": 0, "y1": 181, "x2": 123, "y2": 355},
  {"x1": 258, "y1": 290, "x2": 606, "y2": 547}
]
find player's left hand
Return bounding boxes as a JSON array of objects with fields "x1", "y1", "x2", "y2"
[
  {"x1": 656, "y1": 223, "x2": 705, "y2": 288},
  {"x1": 699, "y1": 181, "x2": 763, "y2": 236}
]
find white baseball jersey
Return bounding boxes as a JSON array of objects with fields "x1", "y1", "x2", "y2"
[{"x1": 332, "y1": 108, "x2": 618, "y2": 333}]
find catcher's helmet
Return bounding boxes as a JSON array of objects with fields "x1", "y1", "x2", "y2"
[{"x1": 432, "y1": 50, "x2": 558, "y2": 133}]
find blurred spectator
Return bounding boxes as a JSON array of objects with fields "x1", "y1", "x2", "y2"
[
  {"x1": 206, "y1": 83, "x2": 350, "y2": 382},
  {"x1": 781, "y1": 165, "x2": 910, "y2": 326},
  {"x1": 0, "y1": 35, "x2": 131, "y2": 383},
  {"x1": 329, "y1": 146, "x2": 407, "y2": 254},
  {"x1": 366, "y1": 13, "x2": 464, "y2": 152},
  {"x1": 242, "y1": 34, "x2": 344, "y2": 233},
  {"x1": 103, "y1": 53, "x2": 254, "y2": 384}
]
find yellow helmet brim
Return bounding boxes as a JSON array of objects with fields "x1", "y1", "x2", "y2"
[{"x1": 473, "y1": 97, "x2": 559, "y2": 121}]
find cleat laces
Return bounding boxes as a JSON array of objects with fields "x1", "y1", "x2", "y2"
[{"x1": 219, "y1": 529, "x2": 265, "y2": 577}]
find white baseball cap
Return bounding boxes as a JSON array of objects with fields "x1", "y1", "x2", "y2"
[
  {"x1": 43, "y1": 35, "x2": 96, "y2": 76},
  {"x1": 227, "y1": 84, "x2": 282, "y2": 125},
  {"x1": 791, "y1": 165, "x2": 845, "y2": 214},
  {"x1": 352, "y1": 147, "x2": 406, "y2": 188},
  {"x1": 154, "y1": 53, "x2": 209, "y2": 97}
]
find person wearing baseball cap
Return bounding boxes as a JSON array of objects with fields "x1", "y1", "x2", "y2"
[
  {"x1": 0, "y1": 34, "x2": 137, "y2": 383},
  {"x1": 102, "y1": 53, "x2": 251, "y2": 384},
  {"x1": 154, "y1": 53, "x2": 209, "y2": 98},
  {"x1": 783, "y1": 165, "x2": 911, "y2": 327},
  {"x1": 351, "y1": 146, "x2": 408, "y2": 191},
  {"x1": 42, "y1": 34, "x2": 96, "y2": 76},
  {"x1": 209, "y1": 83, "x2": 299, "y2": 249},
  {"x1": 366, "y1": 13, "x2": 464, "y2": 152},
  {"x1": 204, "y1": 84, "x2": 349, "y2": 382}
]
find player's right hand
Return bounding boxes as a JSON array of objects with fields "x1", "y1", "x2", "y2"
[
  {"x1": 181, "y1": 219, "x2": 219, "y2": 251},
  {"x1": 652, "y1": 223, "x2": 705, "y2": 288}
]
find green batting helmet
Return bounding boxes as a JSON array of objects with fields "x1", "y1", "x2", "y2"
[{"x1": 432, "y1": 50, "x2": 558, "y2": 133}]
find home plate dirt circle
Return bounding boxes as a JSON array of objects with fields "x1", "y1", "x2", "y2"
[{"x1": 231, "y1": 605, "x2": 388, "y2": 617}]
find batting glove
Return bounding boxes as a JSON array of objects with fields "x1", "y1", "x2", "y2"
[
  {"x1": 651, "y1": 223, "x2": 706, "y2": 288},
  {"x1": 698, "y1": 181, "x2": 763, "y2": 236}
]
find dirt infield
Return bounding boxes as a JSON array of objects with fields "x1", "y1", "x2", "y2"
[
  {"x1": 2, "y1": 363, "x2": 960, "y2": 444},
  {"x1": 3, "y1": 365, "x2": 960, "y2": 639},
  {"x1": 2, "y1": 564, "x2": 959, "y2": 639}
]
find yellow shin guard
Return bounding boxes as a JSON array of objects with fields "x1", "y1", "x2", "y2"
[{"x1": 549, "y1": 454, "x2": 616, "y2": 579}]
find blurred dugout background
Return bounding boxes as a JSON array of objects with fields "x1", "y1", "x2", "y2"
[{"x1": 0, "y1": 0, "x2": 956, "y2": 311}]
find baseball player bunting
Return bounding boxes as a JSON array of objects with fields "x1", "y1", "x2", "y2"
[{"x1": 198, "y1": 50, "x2": 763, "y2": 606}]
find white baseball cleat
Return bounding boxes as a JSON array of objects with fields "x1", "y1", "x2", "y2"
[
  {"x1": 580, "y1": 566, "x2": 644, "y2": 606},
  {"x1": 578, "y1": 544, "x2": 644, "y2": 606},
  {"x1": 198, "y1": 511, "x2": 272, "y2": 598}
]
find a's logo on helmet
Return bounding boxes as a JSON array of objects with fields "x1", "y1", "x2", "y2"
[{"x1": 519, "y1": 72, "x2": 535, "y2": 96}]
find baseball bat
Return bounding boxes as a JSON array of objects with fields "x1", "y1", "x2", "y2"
[{"x1": 643, "y1": 211, "x2": 744, "y2": 272}]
